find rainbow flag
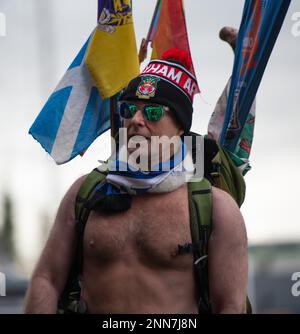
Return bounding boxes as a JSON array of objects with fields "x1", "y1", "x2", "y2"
[
  {"x1": 148, "y1": 0, "x2": 198, "y2": 89},
  {"x1": 146, "y1": 0, "x2": 163, "y2": 44},
  {"x1": 86, "y1": 0, "x2": 140, "y2": 100}
]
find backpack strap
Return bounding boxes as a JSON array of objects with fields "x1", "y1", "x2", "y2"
[
  {"x1": 187, "y1": 178, "x2": 212, "y2": 314},
  {"x1": 188, "y1": 178, "x2": 252, "y2": 314},
  {"x1": 58, "y1": 168, "x2": 107, "y2": 313},
  {"x1": 75, "y1": 168, "x2": 108, "y2": 276}
]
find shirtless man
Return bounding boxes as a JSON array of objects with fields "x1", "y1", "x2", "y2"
[{"x1": 24, "y1": 32, "x2": 248, "y2": 315}]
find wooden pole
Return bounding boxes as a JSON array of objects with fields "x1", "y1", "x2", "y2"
[{"x1": 110, "y1": 96, "x2": 118, "y2": 154}]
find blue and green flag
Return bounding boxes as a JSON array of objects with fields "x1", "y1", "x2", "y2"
[{"x1": 220, "y1": 0, "x2": 291, "y2": 156}]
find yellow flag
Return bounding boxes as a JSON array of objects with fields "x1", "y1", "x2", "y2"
[{"x1": 86, "y1": 0, "x2": 140, "y2": 99}]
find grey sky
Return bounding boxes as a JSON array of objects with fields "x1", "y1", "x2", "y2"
[{"x1": 0, "y1": 0, "x2": 299, "y2": 271}]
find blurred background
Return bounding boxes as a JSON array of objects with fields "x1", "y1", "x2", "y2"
[{"x1": 0, "y1": 0, "x2": 299, "y2": 313}]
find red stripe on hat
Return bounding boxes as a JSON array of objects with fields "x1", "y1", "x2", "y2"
[{"x1": 142, "y1": 60, "x2": 198, "y2": 102}]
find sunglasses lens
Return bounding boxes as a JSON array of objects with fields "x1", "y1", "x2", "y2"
[
  {"x1": 144, "y1": 105, "x2": 164, "y2": 121},
  {"x1": 119, "y1": 103, "x2": 137, "y2": 119},
  {"x1": 119, "y1": 102, "x2": 165, "y2": 121}
]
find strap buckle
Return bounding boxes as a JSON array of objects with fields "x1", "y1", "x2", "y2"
[{"x1": 194, "y1": 254, "x2": 208, "y2": 266}]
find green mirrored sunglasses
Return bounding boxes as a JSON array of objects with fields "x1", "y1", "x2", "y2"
[{"x1": 119, "y1": 102, "x2": 168, "y2": 122}]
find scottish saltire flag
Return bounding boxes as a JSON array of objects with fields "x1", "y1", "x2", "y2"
[
  {"x1": 86, "y1": 0, "x2": 140, "y2": 99},
  {"x1": 220, "y1": 0, "x2": 291, "y2": 152},
  {"x1": 30, "y1": 0, "x2": 140, "y2": 164},
  {"x1": 149, "y1": 0, "x2": 199, "y2": 91},
  {"x1": 29, "y1": 35, "x2": 111, "y2": 164}
]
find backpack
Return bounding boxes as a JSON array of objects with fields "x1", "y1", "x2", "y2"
[{"x1": 57, "y1": 136, "x2": 251, "y2": 314}]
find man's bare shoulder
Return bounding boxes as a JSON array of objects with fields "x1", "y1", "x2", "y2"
[
  {"x1": 65, "y1": 175, "x2": 88, "y2": 200},
  {"x1": 211, "y1": 186, "x2": 247, "y2": 240},
  {"x1": 61, "y1": 175, "x2": 88, "y2": 207},
  {"x1": 56, "y1": 175, "x2": 88, "y2": 227},
  {"x1": 211, "y1": 186, "x2": 240, "y2": 212}
]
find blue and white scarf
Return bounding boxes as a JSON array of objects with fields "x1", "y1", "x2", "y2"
[{"x1": 95, "y1": 141, "x2": 195, "y2": 196}]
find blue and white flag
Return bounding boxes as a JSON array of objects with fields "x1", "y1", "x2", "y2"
[
  {"x1": 29, "y1": 35, "x2": 111, "y2": 164},
  {"x1": 220, "y1": 0, "x2": 291, "y2": 152}
]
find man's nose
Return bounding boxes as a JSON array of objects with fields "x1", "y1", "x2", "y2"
[{"x1": 130, "y1": 108, "x2": 146, "y2": 126}]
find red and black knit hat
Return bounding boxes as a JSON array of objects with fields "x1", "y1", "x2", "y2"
[{"x1": 119, "y1": 49, "x2": 198, "y2": 133}]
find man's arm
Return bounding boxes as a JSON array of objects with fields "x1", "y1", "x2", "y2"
[
  {"x1": 208, "y1": 187, "x2": 248, "y2": 314},
  {"x1": 24, "y1": 176, "x2": 86, "y2": 314}
]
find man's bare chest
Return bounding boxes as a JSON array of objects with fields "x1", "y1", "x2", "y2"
[{"x1": 83, "y1": 185, "x2": 193, "y2": 268}]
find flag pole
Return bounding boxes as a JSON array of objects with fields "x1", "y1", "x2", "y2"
[
  {"x1": 96, "y1": 1, "x2": 118, "y2": 153},
  {"x1": 110, "y1": 97, "x2": 118, "y2": 153}
]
